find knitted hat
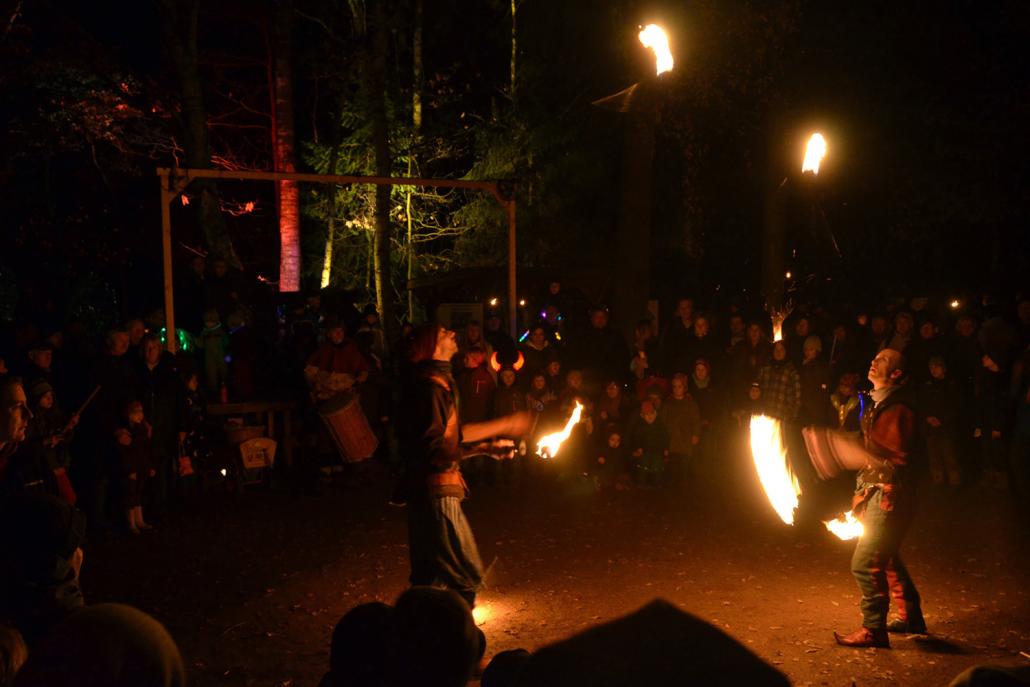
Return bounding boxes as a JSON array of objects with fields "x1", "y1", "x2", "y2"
[{"x1": 29, "y1": 379, "x2": 53, "y2": 402}]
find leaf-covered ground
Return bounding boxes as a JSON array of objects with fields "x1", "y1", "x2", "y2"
[{"x1": 83, "y1": 446, "x2": 1030, "y2": 686}]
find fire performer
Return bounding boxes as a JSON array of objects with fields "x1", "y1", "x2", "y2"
[
  {"x1": 835, "y1": 348, "x2": 926, "y2": 648},
  {"x1": 398, "y1": 324, "x2": 530, "y2": 609}
]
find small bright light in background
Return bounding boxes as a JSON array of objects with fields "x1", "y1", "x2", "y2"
[
  {"x1": 950, "y1": 300, "x2": 960, "y2": 309},
  {"x1": 518, "y1": 299, "x2": 526, "y2": 307},
  {"x1": 638, "y1": 24, "x2": 674, "y2": 76},
  {"x1": 180, "y1": 195, "x2": 190, "y2": 206},
  {"x1": 489, "y1": 297, "x2": 499, "y2": 307},
  {"x1": 802, "y1": 133, "x2": 827, "y2": 174},
  {"x1": 785, "y1": 271, "x2": 792, "y2": 279},
  {"x1": 220, "y1": 468, "x2": 227, "y2": 477}
]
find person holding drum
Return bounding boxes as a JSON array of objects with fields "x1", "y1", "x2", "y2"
[
  {"x1": 304, "y1": 317, "x2": 371, "y2": 402},
  {"x1": 399, "y1": 323, "x2": 531, "y2": 609}
]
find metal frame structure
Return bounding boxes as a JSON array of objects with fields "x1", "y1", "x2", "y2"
[{"x1": 157, "y1": 167, "x2": 516, "y2": 352}]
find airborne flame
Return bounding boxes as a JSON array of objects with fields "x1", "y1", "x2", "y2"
[
  {"x1": 639, "y1": 24, "x2": 674, "y2": 76},
  {"x1": 537, "y1": 402, "x2": 584, "y2": 459},
  {"x1": 824, "y1": 510, "x2": 864, "y2": 540},
  {"x1": 749, "y1": 415, "x2": 800, "y2": 525},
  {"x1": 802, "y1": 133, "x2": 827, "y2": 174}
]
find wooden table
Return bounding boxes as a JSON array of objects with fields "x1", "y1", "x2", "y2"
[{"x1": 207, "y1": 399, "x2": 297, "y2": 467}]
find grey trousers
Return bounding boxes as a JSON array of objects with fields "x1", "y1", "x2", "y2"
[{"x1": 408, "y1": 496, "x2": 484, "y2": 607}]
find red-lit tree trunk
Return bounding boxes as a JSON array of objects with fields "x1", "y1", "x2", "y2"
[{"x1": 272, "y1": 0, "x2": 300, "y2": 292}]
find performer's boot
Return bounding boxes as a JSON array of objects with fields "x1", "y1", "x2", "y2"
[
  {"x1": 834, "y1": 627, "x2": 890, "y2": 648},
  {"x1": 886, "y1": 607, "x2": 926, "y2": 634}
]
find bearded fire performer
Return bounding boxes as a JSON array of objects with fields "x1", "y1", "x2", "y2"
[
  {"x1": 398, "y1": 324, "x2": 530, "y2": 608},
  {"x1": 834, "y1": 348, "x2": 926, "y2": 648}
]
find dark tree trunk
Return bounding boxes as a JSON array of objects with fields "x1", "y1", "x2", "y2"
[{"x1": 157, "y1": 0, "x2": 239, "y2": 267}]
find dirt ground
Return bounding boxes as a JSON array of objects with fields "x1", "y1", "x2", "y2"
[{"x1": 83, "y1": 442, "x2": 1030, "y2": 687}]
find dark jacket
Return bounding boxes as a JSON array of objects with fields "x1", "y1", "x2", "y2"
[{"x1": 399, "y1": 362, "x2": 465, "y2": 501}]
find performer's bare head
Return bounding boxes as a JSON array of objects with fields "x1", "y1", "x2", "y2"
[{"x1": 868, "y1": 348, "x2": 906, "y2": 390}]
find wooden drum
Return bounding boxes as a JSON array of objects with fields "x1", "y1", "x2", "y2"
[{"x1": 318, "y1": 392, "x2": 378, "y2": 463}]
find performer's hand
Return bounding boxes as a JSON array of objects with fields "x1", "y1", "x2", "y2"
[{"x1": 486, "y1": 439, "x2": 516, "y2": 460}]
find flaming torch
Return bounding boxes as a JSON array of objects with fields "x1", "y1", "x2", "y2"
[
  {"x1": 537, "y1": 402, "x2": 584, "y2": 459},
  {"x1": 749, "y1": 415, "x2": 800, "y2": 525},
  {"x1": 802, "y1": 133, "x2": 827, "y2": 175},
  {"x1": 638, "y1": 24, "x2": 673, "y2": 76},
  {"x1": 824, "y1": 511, "x2": 864, "y2": 540}
]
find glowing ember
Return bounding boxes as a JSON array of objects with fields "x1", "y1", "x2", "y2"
[
  {"x1": 749, "y1": 415, "x2": 800, "y2": 525},
  {"x1": 824, "y1": 510, "x2": 864, "y2": 540},
  {"x1": 537, "y1": 402, "x2": 584, "y2": 459},
  {"x1": 180, "y1": 194, "x2": 190, "y2": 206},
  {"x1": 769, "y1": 306, "x2": 791, "y2": 343},
  {"x1": 802, "y1": 133, "x2": 827, "y2": 174},
  {"x1": 639, "y1": 24, "x2": 674, "y2": 76}
]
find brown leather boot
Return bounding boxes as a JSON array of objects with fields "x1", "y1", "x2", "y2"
[{"x1": 834, "y1": 627, "x2": 890, "y2": 648}]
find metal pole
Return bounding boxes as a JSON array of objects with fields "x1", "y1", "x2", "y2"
[
  {"x1": 159, "y1": 170, "x2": 178, "y2": 354},
  {"x1": 507, "y1": 199, "x2": 517, "y2": 337}
]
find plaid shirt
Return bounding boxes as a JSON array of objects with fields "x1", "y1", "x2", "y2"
[{"x1": 757, "y1": 361, "x2": 801, "y2": 422}]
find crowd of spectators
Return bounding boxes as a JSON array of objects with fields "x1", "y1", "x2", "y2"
[{"x1": 3, "y1": 261, "x2": 1030, "y2": 684}]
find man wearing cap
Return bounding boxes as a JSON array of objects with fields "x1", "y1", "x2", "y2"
[
  {"x1": 399, "y1": 323, "x2": 530, "y2": 608},
  {"x1": 834, "y1": 348, "x2": 926, "y2": 648},
  {"x1": 304, "y1": 317, "x2": 371, "y2": 402}
]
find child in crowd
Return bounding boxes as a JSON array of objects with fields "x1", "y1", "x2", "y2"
[
  {"x1": 117, "y1": 400, "x2": 154, "y2": 534},
  {"x1": 626, "y1": 400, "x2": 669, "y2": 486},
  {"x1": 561, "y1": 369, "x2": 586, "y2": 410},
  {"x1": 25, "y1": 380, "x2": 79, "y2": 504},
  {"x1": 922, "y1": 356, "x2": 962, "y2": 486},
  {"x1": 525, "y1": 372, "x2": 556, "y2": 414},
  {"x1": 594, "y1": 426, "x2": 626, "y2": 490},
  {"x1": 494, "y1": 368, "x2": 525, "y2": 417},
  {"x1": 660, "y1": 374, "x2": 701, "y2": 482},
  {"x1": 544, "y1": 358, "x2": 564, "y2": 397},
  {"x1": 830, "y1": 372, "x2": 862, "y2": 433},
  {"x1": 196, "y1": 308, "x2": 230, "y2": 397},
  {"x1": 179, "y1": 371, "x2": 208, "y2": 497},
  {"x1": 596, "y1": 380, "x2": 632, "y2": 431}
]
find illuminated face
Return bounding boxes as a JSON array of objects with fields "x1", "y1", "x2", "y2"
[
  {"x1": 694, "y1": 363, "x2": 709, "y2": 380},
  {"x1": 895, "y1": 314, "x2": 913, "y2": 335},
  {"x1": 532, "y1": 375, "x2": 546, "y2": 391},
  {"x1": 919, "y1": 322, "x2": 936, "y2": 339},
  {"x1": 38, "y1": 391, "x2": 55, "y2": 410},
  {"x1": 677, "y1": 299, "x2": 694, "y2": 321},
  {"x1": 591, "y1": 311, "x2": 608, "y2": 329},
  {"x1": 109, "y1": 332, "x2": 130, "y2": 356},
  {"x1": 186, "y1": 375, "x2": 199, "y2": 392},
  {"x1": 671, "y1": 377, "x2": 686, "y2": 396},
  {"x1": 328, "y1": 327, "x2": 346, "y2": 345},
  {"x1": 868, "y1": 349, "x2": 902, "y2": 388},
  {"x1": 747, "y1": 324, "x2": 763, "y2": 345},
  {"x1": 144, "y1": 339, "x2": 162, "y2": 366},
  {"x1": 607, "y1": 433, "x2": 621, "y2": 449},
  {"x1": 530, "y1": 328, "x2": 546, "y2": 346},
  {"x1": 547, "y1": 360, "x2": 561, "y2": 376},
  {"x1": 642, "y1": 408, "x2": 657, "y2": 423},
  {"x1": 29, "y1": 349, "x2": 53, "y2": 371},
  {"x1": 129, "y1": 407, "x2": 144, "y2": 424},
  {"x1": 772, "y1": 342, "x2": 787, "y2": 361},
  {"x1": 566, "y1": 371, "x2": 582, "y2": 389},
  {"x1": 957, "y1": 318, "x2": 976, "y2": 338},
  {"x1": 434, "y1": 328, "x2": 458, "y2": 361},
  {"x1": 127, "y1": 320, "x2": 146, "y2": 345},
  {"x1": 929, "y1": 363, "x2": 946, "y2": 380},
  {"x1": 803, "y1": 343, "x2": 819, "y2": 361},
  {"x1": 549, "y1": 282, "x2": 561, "y2": 295},
  {"x1": 605, "y1": 382, "x2": 619, "y2": 398},
  {"x1": 500, "y1": 370, "x2": 516, "y2": 387},
  {"x1": 1, "y1": 383, "x2": 31, "y2": 444},
  {"x1": 694, "y1": 317, "x2": 709, "y2": 338}
]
